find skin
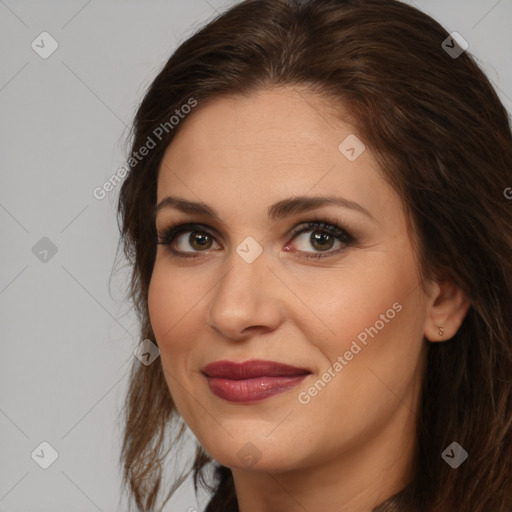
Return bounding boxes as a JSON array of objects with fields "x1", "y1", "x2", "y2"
[{"x1": 148, "y1": 86, "x2": 469, "y2": 512}]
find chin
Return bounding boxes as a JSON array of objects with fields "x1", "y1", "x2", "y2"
[{"x1": 200, "y1": 435, "x2": 301, "y2": 472}]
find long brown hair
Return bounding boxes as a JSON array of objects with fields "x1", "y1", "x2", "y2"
[{"x1": 116, "y1": 1, "x2": 512, "y2": 510}]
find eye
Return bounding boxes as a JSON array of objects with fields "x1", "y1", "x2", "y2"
[
  {"x1": 156, "y1": 222, "x2": 220, "y2": 259},
  {"x1": 156, "y1": 217, "x2": 355, "y2": 260},
  {"x1": 286, "y1": 217, "x2": 354, "y2": 259}
]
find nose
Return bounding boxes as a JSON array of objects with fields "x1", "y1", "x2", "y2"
[{"x1": 205, "y1": 247, "x2": 283, "y2": 341}]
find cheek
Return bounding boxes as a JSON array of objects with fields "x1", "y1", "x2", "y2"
[
  {"x1": 148, "y1": 268, "x2": 173, "y2": 342},
  {"x1": 147, "y1": 261, "x2": 220, "y2": 382},
  {"x1": 294, "y1": 292, "x2": 426, "y2": 457},
  {"x1": 291, "y1": 252, "x2": 418, "y2": 357},
  {"x1": 147, "y1": 265, "x2": 204, "y2": 420},
  {"x1": 148, "y1": 262, "x2": 202, "y2": 344},
  {"x1": 147, "y1": 265, "x2": 200, "y2": 398},
  {"x1": 292, "y1": 249, "x2": 426, "y2": 412}
]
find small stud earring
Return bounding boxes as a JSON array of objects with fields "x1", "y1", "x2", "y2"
[{"x1": 438, "y1": 324, "x2": 445, "y2": 337}]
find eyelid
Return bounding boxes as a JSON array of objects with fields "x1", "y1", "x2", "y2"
[
  {"x1": 156, "y1": 214, "x2": 354, "y2": 239},
  {"x1": 157, "y1": 221, "x2": 224, "y2": 242},
  {"x1": 156, "y1": 216, "x2": 357, "y2": 260}
]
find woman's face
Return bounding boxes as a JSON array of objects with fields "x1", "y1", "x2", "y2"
[{"x1": 148, "y1": 86, "x2": 433, "y2": 474}]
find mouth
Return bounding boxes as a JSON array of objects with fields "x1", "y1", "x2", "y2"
[{"x1": 201, "y1": 359, "x2": 311, "y2": 403}]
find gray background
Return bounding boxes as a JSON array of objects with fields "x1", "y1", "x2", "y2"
[{"x1": 1, "y1": 1, "x2": 510, "y2": 511}]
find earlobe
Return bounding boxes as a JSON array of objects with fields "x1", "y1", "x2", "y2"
[{"x1": 423, "y1": 279, "x2": 470, "y2": 342}]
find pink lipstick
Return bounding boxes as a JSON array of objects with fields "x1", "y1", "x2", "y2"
[{"x1": 201, "y1": 359, "x2": 311, "y2": 403}]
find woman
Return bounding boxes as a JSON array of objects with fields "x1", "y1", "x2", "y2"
[{"x1": 116, "y1": 0, "x2": 512, "y2": 510}]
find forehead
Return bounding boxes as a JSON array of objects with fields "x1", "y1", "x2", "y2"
[
  {"x1": 155, "y1": 87, "x2": 399, "y2": 225},
  {"x1": 162, "y1": 87, "x2": 351, "y2": 168}
]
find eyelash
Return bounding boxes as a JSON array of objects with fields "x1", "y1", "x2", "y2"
[{"x1": 155, "y1": 216, "x2": 355, "y2": 260}]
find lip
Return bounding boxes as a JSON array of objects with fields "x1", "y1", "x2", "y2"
[{"x1": 201, "y1": 359, "x2": 311, "y2": 403}]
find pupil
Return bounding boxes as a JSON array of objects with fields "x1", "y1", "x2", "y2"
[
  {"x1": 191, "y1": 232, "x2": 210, "y2": 249},
  {"x1": 313, "y1": 231, "x2": 332, "y2": 250}
]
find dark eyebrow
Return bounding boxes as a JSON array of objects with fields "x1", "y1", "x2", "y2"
[{"x1": 154, "y1": 195, "x2": 376, "y2": 222}]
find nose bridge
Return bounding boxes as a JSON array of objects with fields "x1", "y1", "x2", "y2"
[
  {"x1": 215, "y1": 240, "x2": 267, "y2": 303},
  {"x1": 206, "y1": 239, "x2": 277, "y2": 337}
]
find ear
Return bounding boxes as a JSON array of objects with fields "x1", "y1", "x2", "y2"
[{"x1": 423, "y1": 278, "x2": 470, "y2": 342}]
